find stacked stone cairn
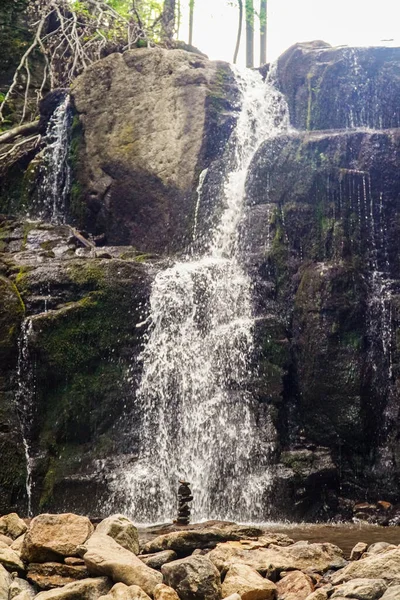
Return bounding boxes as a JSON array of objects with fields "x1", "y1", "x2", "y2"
[{"x1": 175, "y1": 481, "x2": 193, "y2": 525}]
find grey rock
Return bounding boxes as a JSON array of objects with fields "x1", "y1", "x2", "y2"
[
  {"x1": 161, "y1": 555, "x2": 222, "y2": 600},
  {"x1": 95, "y1": 515, "x2": 139, "y2": 555},
  {"x1": 139, "y1": 551, "x2": 177, "y2": 570},
  {"x1": 34, "y1": 577, "x2": 112, "y2": 600}
]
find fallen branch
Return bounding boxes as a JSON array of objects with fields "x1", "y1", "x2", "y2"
[{"x1": 0, "y1": 121, "x2": 40, "y2": 144}]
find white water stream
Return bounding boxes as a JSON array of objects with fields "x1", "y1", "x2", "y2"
[{"x1": 119, "y1": 68, "x2": 289, "y2": 523}]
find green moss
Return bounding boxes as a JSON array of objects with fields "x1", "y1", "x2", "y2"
[
  {"x1": 67, "y1": 262, "x2": 105, "y2": 287},
  {"x1": 69, "y1": 113, "x2": 87, "y2": 226}
]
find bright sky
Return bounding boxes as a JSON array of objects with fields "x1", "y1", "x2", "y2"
[{"x1": 179, "y1": 0, "x2": 400, "y2": 65}]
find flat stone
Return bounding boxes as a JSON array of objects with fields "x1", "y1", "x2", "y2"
[
  {"x1": 98, "y1": 583, "x2": 151, "y2": 600},
  {"x1": 221, "y1": 563, "x2": 277, "y2": 600},
  {"x1": 139, "y1": 551, "x2": 177, "y2": 570},
  {"x1": 332, "y1": 549, "x2": 400, "y2": 584},
  {"x1": 141, "y1": 526, "x2": 264, "y2": 556},
  {"x1": 161, "y1": 555, "x2": 222, "y2": 600},
  {"x1": 95, "y1": 515, "x2": 139, "y2": 555},
  {"x1": 27, "y1": 562, "x2": 90, "y2": 589},
  {"x1": 81, "y1": 533, "x2": 162, "y2": 597},
  {"x1": 0, "y1": 515, "x2": 27, "y2": 541},
  {"x1": 350, "y1": 542, "x2": 368, "y2": 561},
  {"x1": 0, "y1": 541, "x2": 24, "y2": 572},
  {"x1": 21, "y1": 514, "x2": 94, "y2": 563},
  {"x1": 276, "y1": 570, "x2": 314, "y2": 600},
  {"x1": 34, "y1": 577, "x2": 111, "y2": 600},
  {"x1": 153, "y1": 583, "x2": 180, "y2": 600},
  {"x1": 0, "y1": 564, "x2": 11, "y2": 600},
  {"x1": 331, "y1": 578, "x2": 387, "y2": 599},
  {"x1": 209, "y1": 542, "x2": 346, "y2": 576}
]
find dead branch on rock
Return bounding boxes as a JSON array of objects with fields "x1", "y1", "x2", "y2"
[{"x1": 0, "y1": 121, "x2": 40, "y2": 145}]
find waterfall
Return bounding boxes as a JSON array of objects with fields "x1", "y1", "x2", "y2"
[
  {"x1": 15, "y1": 318, "x2": 35, "y2": 516},
  {"x1": 37, "y1": 95, "x2": 72, "y2": 223},
  {"x1": 118, "y1": 68, "x2": 289, "y2": 523}
]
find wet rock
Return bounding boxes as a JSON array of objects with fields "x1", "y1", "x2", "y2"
[
  {"x1": 221, "y1": 563, "x2": 277, "y2": 599},
  {"x1": 80, "y1": 533, "x2": 162, "y2": 597},
  {"x1": 95, "y1": 515, "x2": 139, "y2": 555},
  {"x1": 0, "y1": 564, "x2": 11, "y2": 600},
  {"x1": 21, "y1": 514, "x2": 94, "y2": 563},
  {"x1": 98, "y1": 583, "x2": 151, "y2": 600},
  {"x1": 0, "y1": 515, "x2": 27, "y2": 541},
  {"x1": 141, "y1": 526, "x2": 264, "y2": 556},
  {"x1": 153, "y1": 583, "x2": 180, "y2": 600},
  {"x1": 209, "y1": 542, "x2": 345, "y2": 577},
  {"x1": 139, "y1": 551, "x2": 177, "y2": 570},
  {"x1": 276, "y1": 570, "x2": 313, "y2": 600},
  {"x1": 381, "y1": 586, "x2": 400, "y2": 599},
  {"x1": 8, "y1": 577, "x2": 35, "y2": 599},
  {"x1": 0, "y1": 541, "x2": 24, "y2": 572},
  {"x1": 161, "y1": 555, "x2": 222, "y2": 600},
  {"x1": 350, "y1": 542, "x2": 368, "y2": 561},
  {"x1": 330, "y1": 578, "x2": 387, "y2": 599},
  {"x1": 34, "y1": 577, "x2": 111, "y2": 600},
  {"x1": 332, "y1": 549, "x2": 400, "y2": 584},
  {"x1": 27, "y1": 562, "x2": 90, "y2": 589}
]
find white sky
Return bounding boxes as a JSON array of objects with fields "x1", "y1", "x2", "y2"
[{"x1": 179, "y1": 0, "x2": 400, "y2": 65}]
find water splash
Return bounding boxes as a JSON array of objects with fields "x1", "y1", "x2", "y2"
[
  {"x1": 38, "y1": 95, "x2": 72, "y2": 223},
  {"x1": 15, "y1": 318, "x2": 35, "y2": 516},
  {"x1": 117, "y1": 68, "x2": 289, "y2": 523}
]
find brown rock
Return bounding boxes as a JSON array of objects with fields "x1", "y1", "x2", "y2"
[
  {"x1": 81, "y1": 533, "x2": 162, "y2": 597},
  {"x1": 330, "y1": 578, "x2": 387, "y2": 599},
  {"x1": 0, "y1": 515, "x2": 27, "y2": 541},
  {"x1": 209, "y1": 542, "x2": 345, "y2": 577},
  {"x1": 350, "y1": 542, "x2": 368, "y2": 561},
  {"x1": 0, "y1": 541, "x2": 24, "y2": 572},
  {"x1": 377, "y1": 501, "x2": 393, "y2": 511},
  {"x1": 153, "y1": 584, "x2": 180, "y2": 600},
  {"x1": 0, "y1": 564, "x2": 11, "y2": 600},
  {"x1": 21, "y1": 514, "x2": 94, "y2": 563},
  {"x1": 64, "y1": 558, "x2": 86, "y2": 566},
  {"x1": 304, "y1": 591, "x2": 328, "y2": 600},
  {"x1": 139, "y1": 551, "x2": 177, "y2": 570},
  {"x1": 98, "y1": 583, "x2": 151, "y2": 600},
  {"x1": 161, "y1": 555, "x2": 222, "y2": 600},
  {"x1": 11, "y1": 536, "x2": 25, "y2": 554},
  {"x1": 0, "y1": 536, "x2": 12, "y2": 547},
  {"x1": 34, "y1": 577, "x2": 111, "y2": 600},
  {"x1": 276, "y1": 571, "x2": 313, "y2": 600},
  {"x1": 221, "y1": 563, "x2": 277, "y2": 600},
  {"x1": 331, "y1": 548, "x2": 400, "y2": 584},
  {"x1": 27, "y1": 562, "x2": 90, "y2": 589},
  {"x1": 95, "y1": 516, "x2": 139, "y2": 555}
]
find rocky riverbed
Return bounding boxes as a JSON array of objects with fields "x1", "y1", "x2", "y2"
[{"x1": 0, "y1": 512, "x2": 399, "y2": 600}]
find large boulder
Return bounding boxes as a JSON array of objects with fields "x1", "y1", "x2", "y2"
[
  {"x1": 34, "y1": 577, "x2": 111, "y2": 600},
  {"x1": 332, "y1": 549, "x2": 400, "y2": 584},
  {"x1": 27, "y1": 562, "x2": 90, "y2": 589},
  {"x1": 161, "y1": 555, "x2": 222, "y2": 600},
  {"x1": 21, "y1": 514, "x2": 94, "y2": 562},
  {"x1": 0, "y1": 541, "x2": 24, "y2": 571},
  {"x1": 71, "y1": 47, "x2": 238, "y2": 251},
  {"x1": 221, "y1": 563, "x2": 277, "y2": 600},
  {"x1": 98, "y1": 583, "x2": 151, "y2": 600},
  {"x1": 80, "y1": 533, "x2": 162, "y2": 597},
  {"x1": 0, "y1": 515, "x2": 27, "y2": 541},
  {"x1": 381, "y1": 586, "x2": 400, "y2": 599},
  {"x1": 95, "y1": 516, "x2": 139, "y2": 555},
  {"x1": 330, "y1": 578, "x2": 387, "y2": 599},
  {"x1": 276, "y1": 571, "x2": 314, "y2": 600}
]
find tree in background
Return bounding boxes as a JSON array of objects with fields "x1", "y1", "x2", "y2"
[
  {"x1": 233, "y1": 0, "x2": 243, "y2": 64},
  {"x1": 188, "y1": 0, "x2": 195, "y2": 46},
  {"x1": 259, "y1": 0, "x2": 267, "y2": 64},
  {"x1": 161, "y1": 0, "x2": 176, "y2": 45},
  {"x1": 245, "y1": 0, "x2": 254, "y2": 67}
]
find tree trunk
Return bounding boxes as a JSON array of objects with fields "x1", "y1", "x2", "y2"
[
  {"x1": 161, "y1": 0, "x2": 176, "y2": 46},
  {"x1": 245, "y1": 0, "x2": 254, "y2": 68},
  {"x1": 233, "y1": 0, "x2": 243, "y2": 64},
  {"x1": 259, "y1": 0, "x2": 267, "y2": 65},
  {"x1": 188, "y1": 0, "x2": 194, "y2": 46}
]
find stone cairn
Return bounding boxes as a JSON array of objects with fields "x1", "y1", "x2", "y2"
[{"x1": 175, "y1": 480, "x2": 193, "y2": 525}]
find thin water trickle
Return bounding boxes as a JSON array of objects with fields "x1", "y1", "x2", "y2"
[{"x1": 117, "y1": 68, "x2": 289, "y2": 523}]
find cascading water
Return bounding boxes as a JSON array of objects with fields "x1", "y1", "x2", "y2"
[
  {"x1": 118, "y1": 68, "x2": 289, "y2": 523},
  {"x1": 15, "y1": 317, "x2": 35, "y2": 516},
  {"x1": 37, "y1": 95, "x2": 72, "y2": 224}
]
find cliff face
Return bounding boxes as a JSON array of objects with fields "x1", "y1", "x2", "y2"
[{"x1": 1, "y1": 42, "x2": 400, "y2": 520}]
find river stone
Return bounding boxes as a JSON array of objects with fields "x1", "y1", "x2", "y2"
[
  {"x1": 34, "y1": 577, "x2": 111, "y2": 600},
  {"x1": 221, "y1": 563, "x2": 277, "y2": 600},
  {"x1": 209, "y1": 542, "x2": 346, "y2": 576},
  {"x1": 161, "y1": 555, "x2": 222, "y2": 600},
  {"x1": 27, "y1": 562, "x2": 91, "y2": 589},
  {"x1": 0, "y1": 541, "x2": 24, "y2": 571},
  {"x1": 98, "y1": 583, "x2": 151, "y2": 600},
  {"x1": 95, "y1": 515, "x2": 139, "y2": 555},
  {"x1": 381, "y1": 586, "x2": 400, "y2": 599},
  {"x1": 153, "y1": 583, "x2": 180, "y2": 600},
  {"x1": 365, "y1": 542, "x2": 397, "y2": 556},
  {"x1": 141, "y1": 526, "x2": 264, "y2": 556},
  {"x1": 0, "y1": 515, "x2": 27, "y2": 541},
  {"x1": 80, "y1": 533, "x2": 162, "y2": 597},
  {"x1": 139, "y1": 551, "x2": 177, "y2": 570},
  {"x1": 276, "y1": 570, "x2": 314, "y2": 600},
  {"x1": 304, "y1": 590, "x2": 329, "y2": 600},
  {"x1": 331, "y1": 578, "x2": 387, "y2": 599},
  {"x1": 331, "y1": 549, "x2": 400, "y2": 584},
  {"x1": 350, "y1": 543, "x2": 368, "y2": 561},
  {"x1": 9, "y1": 578, "x2": 35, "y2": 599},
  {"x1": 21, "y1": 514, "x2": 94, "y2": 562},
  {"x1": 0, "y1": 564, "x2": 11, "y2": 600}
]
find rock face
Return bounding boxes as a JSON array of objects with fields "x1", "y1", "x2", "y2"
[{"x1": 71, "y1": 48, "x2": 238, "y2": 251}]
